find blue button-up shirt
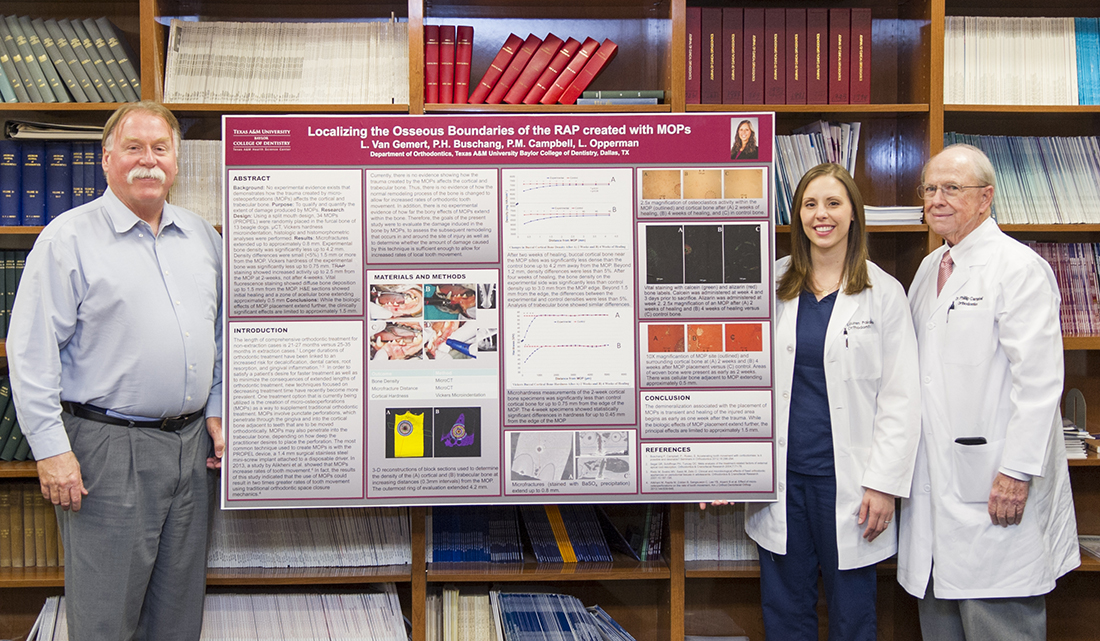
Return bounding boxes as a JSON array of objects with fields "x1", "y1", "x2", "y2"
[{"x1": 8, "y1": 187, "x2": 223, "y2": 459}]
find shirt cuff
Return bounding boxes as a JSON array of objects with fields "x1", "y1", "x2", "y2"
[{"x1": 999, "y1": 467, "x2": 1032, "y2": 483}]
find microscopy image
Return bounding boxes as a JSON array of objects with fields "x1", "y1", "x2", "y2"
[
  {"x1": 723, "y1": 224, "x2": 762, "y2": 284},
  {"x1": 385, "y1": 407, "x2": 433, "y2": 458},
  {"x1": 510, "y1": 432, "x2": 574, "y2": 481},
  {"x1": 641, "y1": 169, "x2": 682, "y2": 200},
  {"x1": 726, "y1": 323, "x2": 764, "y2": 352},
  {"x1": 687, "y1": 324, "x2": 725, "y2": 352},
  {"x1": 723, "y1": 168, "x2": 765, "y2": 199},
  {"x1": 648, "y1": 324, "x2": 686, "y2": 353},
  {"x1": 683, "y1": 169, "x2": 722, "y2": 199}
]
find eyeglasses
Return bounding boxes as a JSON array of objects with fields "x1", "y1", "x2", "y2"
[{"x1": 917, "y1": 183, "x2": 988, "y2": 200}]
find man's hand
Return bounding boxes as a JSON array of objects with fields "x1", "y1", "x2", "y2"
[
  {"x1": 858, "y1": 488, "x2": 895, "y2": 542},
  {"x1": 988, "y1": 472, "x2": 1029, "y2": 527},
  {"x1": 37, "y1": 451, "x2": 87, "y2": 511},
  {"x1": 206, "y1": 416, "x2": 224, "y2": 470},
  {"x1": 699, "y1": 500, "x2": 731, "y2": 510}
]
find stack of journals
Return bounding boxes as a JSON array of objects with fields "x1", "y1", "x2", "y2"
[
  {"x1": 0, "y1": 482, "x2": 63, "y2": 570},
  {"x1": 207, "y1": 507, "x2": 411, "y2": 568},
  {"x1": 944, "y1": 17, "x2": 1100, "y2": 106},
  {"x1": 686, "y1": 7, "x2": 872, "y2": 105},
  {"x1": 163, "y1": 18, "x2": 409, "y2": 105},
  {"x1": 169, "y1": 140, "x2": 223, "y2": 228},
  {"x1": 1064, "y1": 418, "x2": 1090, "y2": 460},
  {"x1": 468, "y1": 33, "x2": 619, "y2": 105},
  {"x1": 424, "y1": 25, "x2": 474, "y2": 104},
  {"x1": 864, "y1": 205, "x2": 924, "y2": 226},
  {"x1": 431, "y1": 585, "x2": 500, "y2": 641},
  {"x1": 30, "y1": 590, "x2": 409, "y2": 641},
  {"x1": 1025, "y1": 242, "x2": 1100, "y2": 337},
  {"x1": 491, "y1": 591, "x2": 636, "y2": 641},
  {"x1": 0, "y1": 16, "x2": 139, "y2": 104},
  {"x1": 429, "y1": 505, "x2": 523, "y2": 563},
  {"x1": 945, "y1": 133, "x2": 1100, "y2": 224},
  {"x1": 0, "y1": 139, "x2": 104, "y2": 226},
  {"x1": 773, "y1": 120, "x2": 862, "y2": 225},
  {"x1": 0, "y1": 252, "x2": 28, "y2": 339},
  {"x1": 684, "y1": 503, "x2": 758, "y2": 562}
]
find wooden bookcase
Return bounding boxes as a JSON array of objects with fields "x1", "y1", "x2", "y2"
[{"x1": 1, "y1": 0, "x2": 1099, "y2": 639}]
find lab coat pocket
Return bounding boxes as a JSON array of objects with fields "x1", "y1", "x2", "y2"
[
  {"x1": 843, "y1": 329, "x2": 882, "y2": 380},
  {"x1": 951, "y1": 438, "x2": 1003, "y2": 503},
  {"x1": 942, "y1": 304, "x2": 995, "y2": 365}
]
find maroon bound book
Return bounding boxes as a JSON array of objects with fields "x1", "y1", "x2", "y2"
[
  {"x1": 785, "y1": 8, "x2": 807, "y2": 104},
  {"x1": 453, "y1": 26, "x2": 474, "y2": 104},
  {"x1": 686, "y1": 7, "x2": 701, "y2": 104},
  {"x1": 541, "y1": 37, "x2": 600, "y2": 105},
  {"x1": 424, "y1": 25, "x2": 440, "y2": 103},
  {"x1": 700, "y1": 8, "x2": 722, "y2": 104},
  {"x1": 468, "y1": 33, "x2": 524, "y2": 104},
  {"x1": 439, "y1": 25, "x2": 456, "y2": 103},
  {"x1": 722, "y1": 8, "x2": 743, "y2": 104},
  {"x1": 849, "y1": 8, "x2": 872, "y2": 104},
  {"x1": 504, "y1": 32, "x2": 564, "y2": 104},
  {"x1": 486, "y1": 33, "x2": 542, "y2": 104},
  {"x1": 525, "y1": 37, "x2": 580, "y2": 105},
  {"x1": 743, "y1": 8, "x2": 765, "y2": 104},
  {"x1": 557, "y1": 38, "x2": 619, "y2": 105},
  {"x1": 829, "y1": 8, "x2": 850, "y2": 104},
  {"x1": 764, "y1": 8, "x2": 785, "y2": 104},
  {"x1": 806, "y1": 8, "x2": 828, "y2": 104}
]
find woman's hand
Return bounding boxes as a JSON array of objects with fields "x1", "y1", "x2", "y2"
[{"x1": 858, "y1": 488, "x2": 895, "y2": 542}]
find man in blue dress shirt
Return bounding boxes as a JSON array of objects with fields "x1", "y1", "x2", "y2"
[{"x1": 8, "y1": 101, "x2": 223, "y2": 641}]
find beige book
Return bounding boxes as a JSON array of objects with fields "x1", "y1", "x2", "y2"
[
  {"x1": 23, "y1": 484, "x2": 35, "y2": 567},
  {"x1": 9, "y1": 484, "x2": 22, "y2": 568},
  {"x1": 0, "y1": 484, "x2": 11, "y2": 567},
  {"x1": 34, "y1": 491, "x2": 48, "y2": 567},
  {"x1": 44, "y1": 494, "x2": 59, "y2": 567}
]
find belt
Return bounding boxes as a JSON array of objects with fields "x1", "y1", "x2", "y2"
[{"x1": 61, "y1": 401, "x2": 203, "y2": 433}]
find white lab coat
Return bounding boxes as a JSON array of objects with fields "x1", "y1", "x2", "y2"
[
  {"x1": 746, "y1": 258, "x2": 921, "y2": 570},
  {"x1": 898, "y1": 218, "x2": 1079, "y2": 599}
]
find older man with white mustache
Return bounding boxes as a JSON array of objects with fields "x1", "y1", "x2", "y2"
[{"x1": 8, "y1": 101, "x2": 223, "y2": 641}]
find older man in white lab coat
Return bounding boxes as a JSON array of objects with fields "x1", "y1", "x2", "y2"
[{"x1": 898, "y1": 144, "x2": 1079, "y2": 640}]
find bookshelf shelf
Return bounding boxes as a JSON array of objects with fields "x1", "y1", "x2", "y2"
[
  {"x1": 0, "y1": 228, "x2": 44, "y2": 236},
  {"x1": 688, "y1": 104, "x2": 932, "y2": 114},
  {"x1": 0, "y1": 568, "x2": 64, "y2": 589},
  {"x1": 0, "y1": 462, "x2": 37, "y2": 478},
  {"x1": 427, "y1": 558, "x2": 671, "y2": 582},
  {"x1": 206, "y1": 566, "x2": 413, "y2": 586},
  {"x1": 1064, "y1": 337, "x2": 1100, "y2": 351},
  {"x1": 946, "y1": 105, "x2": 1100, "y2": 113}
]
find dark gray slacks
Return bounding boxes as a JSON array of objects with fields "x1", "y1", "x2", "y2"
[
  {"x1": 56, "y1": 412, "x2": 214, "y2": 641},
  {"x1": 919, "y1": 570, "x2": 1047, "y2": 641}
]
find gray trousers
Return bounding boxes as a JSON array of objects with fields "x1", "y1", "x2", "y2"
[
  {"x1": 918, "y1": 572, "x2": 1047, "y2": 641},
  {"x1": 57, "y1": 412, "x2": 213, "y2": 641}
]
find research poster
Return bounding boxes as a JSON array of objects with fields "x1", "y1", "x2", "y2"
[{"x1": 222, "y1": 112, "x2": 777, "y2": 508}]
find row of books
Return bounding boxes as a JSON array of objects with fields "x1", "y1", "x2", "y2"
[
  {"x1": 0, "y1": 375, "x2": 31, "y2": 462},
  {"x1": 1026, "y1": 243, "x2": 1100, "y2": 338},
  {"x1": 424, "y1": 25, "x2": 473, "y2": 104},
  {"x1": 944, "y1": 16, "x2": 1100, "y2": 106},
  {"x1": 1064, "y1": 418, "x2": 1090, "y2": 460},
  {"x1": 686, "y1": 7, "x2": 872, "y2": 105},
  {"x1": 427, "y1": 504, "x2": 663, "y2": 564},
  {"x1": 468, "y1": 33, "x2": 619, "y2": 105},
  {"x1": 0, "y1": 140, "x2": 106, "y2": 226},
  {"x1": 169, "y1": 139, "x2": 224, "y2": 228},
  {"x1": 207, "y1": 507, "x2": 411, "y2": 569},
  {"x1": 0, "y1": 253, "x2": 27, "y2": 340},
  {"x1": 0, "y1": 482, "x2": 62, "y2": 569},
  {"x1": 684, "y1": 503, "x2": 758, "y2": 562},
  {"x1": 490, "y1": 591, "x2": 635, "y2": 641},
  {"x1": 0, "y1": 16, "x2": 138, "y2": 104},
  {"x1": 28, "y1": 589, "x2": 408, "y2": 641},
  {"x1": 163, "y1": 18, "x2": 410, "y2": 105},
  {"x1": 773, "y1": 120, "x2": 862, "y2": 225},
  {"x1": 944, "y1": 132, "x2": 1100, "y2": 224}
]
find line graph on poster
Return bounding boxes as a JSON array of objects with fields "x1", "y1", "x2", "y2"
[
  {"x1": 503, "y1": 167, "x2": 633, "y2": 241},
  {"x1": 505, "y1": 308, "x2": 633, "y2": 388}
]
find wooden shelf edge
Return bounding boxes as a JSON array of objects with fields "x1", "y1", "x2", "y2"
[
  {"x1": 947, "y1": 104, "x2": 1100, "y2": 114},
  {"x1": 0, "y1": 227, "x2": 45, "y2": 235},
  {"x1": 1063, "y1": 337, "x2": 1100, "y2": 351},
  {"x1": 205, "y1": 565, "x2": 413, "y2": 586},
  {"x1": 1000, "y1": 224, "x2": 1100, "y2": 232},
  {"x1": 0, "y1": 567, "x2": 64, "y2": 588},
  {"x1": 427, "y1": 560, "x2": 670, "y2": 582},
  {"x1": 0, "y1": 461, "x2": 38, "y2": 478},
  {"x1": 687, "y1": 104, "x2": 930, "y2": 114}
]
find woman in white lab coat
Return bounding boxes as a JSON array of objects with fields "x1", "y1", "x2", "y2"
[{"x1": 744, "y1": 163, "x2": 921, "y2": 640}]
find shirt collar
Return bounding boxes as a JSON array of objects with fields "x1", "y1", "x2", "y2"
[
  {"x1": 103, "y1": 187, "x2": 191, "y2": 235},
  {"x1": 943, "y1": 215, "x2": 998, "y2": 267}
]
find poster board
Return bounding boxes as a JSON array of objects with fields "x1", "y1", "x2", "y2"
[{"x1": 221, "y1": 112, "x2": 776, "y2": 508}]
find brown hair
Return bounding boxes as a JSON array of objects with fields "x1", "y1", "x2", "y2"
[
  {"x1": 776, "y1": 163, "x2": 871, "y2": 301},
  {"x1": 102, "y1": 101, "x2": 181, "y2": 151}
]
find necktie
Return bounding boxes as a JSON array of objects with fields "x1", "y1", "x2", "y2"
[{"x1": 937, "y1": 250, "x2": 954, "y2": 295}]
